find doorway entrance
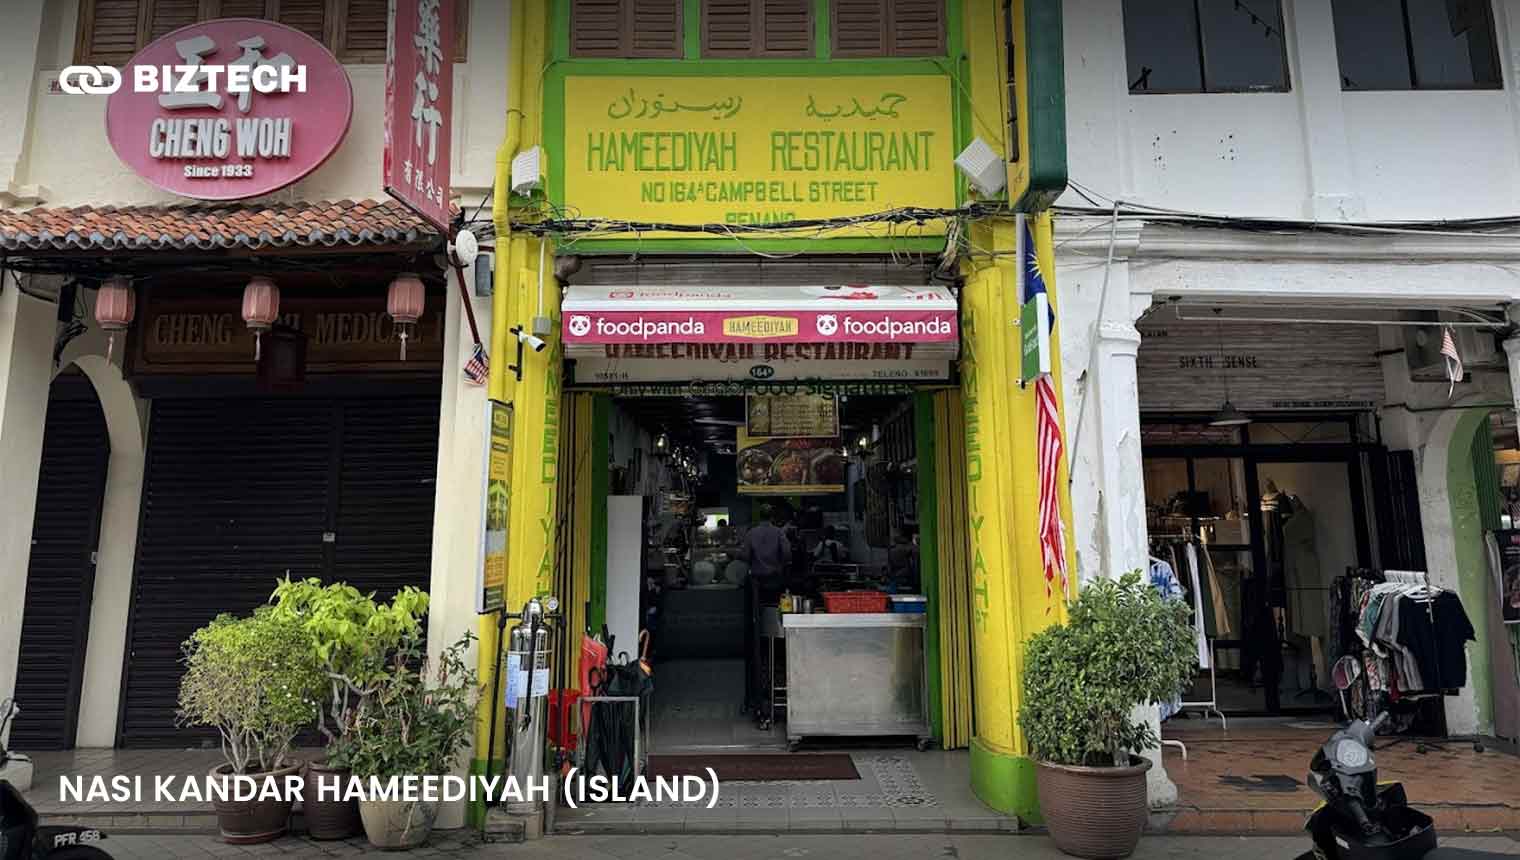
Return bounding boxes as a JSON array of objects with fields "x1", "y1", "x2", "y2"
[
  {"x1": 1143, "y1": 417, "x2": 1375, "y2": 715},
  {"x1": 590, "y1": 391, "x2": 926, "y2": 753},
  {"x1": 11, "y1": 369, "x2": 110, "y2": 750}
]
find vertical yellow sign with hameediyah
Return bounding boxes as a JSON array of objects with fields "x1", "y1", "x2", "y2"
[
  {"x1": 563, "y1": 76, "x2": 955, "y2": 232},
  {"x1": 479, "y1": 399, "x2": 513, "y2": 614}
]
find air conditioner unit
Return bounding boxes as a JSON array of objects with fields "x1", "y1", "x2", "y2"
[{"x1": 1403, "y1": 312, "x2": 1504, "y2": 383}]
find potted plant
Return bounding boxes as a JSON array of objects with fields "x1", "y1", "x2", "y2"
[
  {"x1": 347, "y1": 632, "x2": 478, "y2": 850},
  {"x1": 1018, "y1": 572, "x2": 1197, "y2": 860},
  {"x1": 177, "y1": 607, "x2": 325, "y2": 844},
  {"x1": 268, "y1": 578, "x2": 428, "y2": 840}
]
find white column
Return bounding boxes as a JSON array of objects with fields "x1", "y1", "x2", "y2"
[
  {"x1": 1092, "y1": 313, "x2": 1178, "y2": 808},
  {"x1": 426, "y1": 261, "x2": 493, "y2": 831},
  {"x1": 0, "y1": 0, "x2": 48, "y2": 206},
  {"x1": 1285, "y1": 0, "x2": 1363, "y2": 220},
  {"x1": 0, "y1": 283, "x2": 59, "y2": 746},
  {"x1": 1057, "y1": 221, "x2": 1175, "y2": 807}
]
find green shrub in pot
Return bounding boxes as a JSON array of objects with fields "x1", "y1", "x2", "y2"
[
  {"x1": 347, "y1": 632, "x2": 479, "y2": 850},
  {"x1": 268, "y1": 578, "x2": 429, "y2": 839},
  {"x1": 177, "y1": 608, "x2": 325, "y2": 844},
  {"x1": 1018, "y1": 571, "x2": 1197, "y2": 860}
]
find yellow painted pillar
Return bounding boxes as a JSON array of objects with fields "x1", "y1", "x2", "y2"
[
  {"x1": 961, "y1": 213, "x2": 1074, "y2": 822},
  {"x1": 469, "y1": 0, "x2": 552, "y2": 827}
]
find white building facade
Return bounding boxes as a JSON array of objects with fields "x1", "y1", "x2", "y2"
[
  {"x1": 1058, "y1": 0, "x2": 1520, "y2": 801},
  {"x1": 0, "y1": 1, "x2": 504, "y2": 826}
]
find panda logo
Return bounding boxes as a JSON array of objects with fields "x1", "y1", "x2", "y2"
[
  {"x1": 816, "y1": 314, "x2": 839, "y2": 337},
  {"x1": 568, "y1": 315, "x2": 593, "y2": 337}
]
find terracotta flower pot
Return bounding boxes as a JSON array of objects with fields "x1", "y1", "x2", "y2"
[
  {"x1": 301, "y1": 760, "x2": 360, "y2": 840},
  {"x1": 208, "y1": 759, "x2": 302, "y2": 845},
  {"x1": 359, "y1": 797, "x2": 438, "y2": 850},
  {"x1": 1036, "y1": 756, "x2": 1152, "y2": 860}
]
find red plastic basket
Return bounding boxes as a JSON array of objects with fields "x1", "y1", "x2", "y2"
[{"x1": 821, "y1": 591, "x2": 889, "y2": 613}]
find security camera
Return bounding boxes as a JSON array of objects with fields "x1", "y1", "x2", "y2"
[{"x1": 515, "y1": 328, "x2": 547, "y2": 353}]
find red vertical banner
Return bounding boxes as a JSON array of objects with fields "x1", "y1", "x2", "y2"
[{"x1": 385, "y1": 0, "x2": 454, "y2": 231}]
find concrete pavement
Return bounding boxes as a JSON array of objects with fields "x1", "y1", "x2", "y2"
[{"x1": 87, "y1": 833, "x2": 1520, "y2": 860}]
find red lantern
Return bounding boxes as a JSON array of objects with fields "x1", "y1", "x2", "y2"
[
  {"x1": 387, "y1": 273, "x2": 425, "y2": 360},
  {"x1": 95, "y1": 275, "x2": 135, "y2": 364},
  {"x1": 241, "y1": 276, "x2": 280, "y2": 361}
]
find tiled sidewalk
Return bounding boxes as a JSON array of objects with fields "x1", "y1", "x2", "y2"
[
  {"x1": 1158, "y1": 717, "x2": 1520, "y2": 834},
  {"x1": 555, "y1": 751, "x2": 1017, "y2": 833}
]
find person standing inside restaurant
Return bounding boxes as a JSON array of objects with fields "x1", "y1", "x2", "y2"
[{"x1": 743, "y1": 505, "x2": 791, "y2": 715}]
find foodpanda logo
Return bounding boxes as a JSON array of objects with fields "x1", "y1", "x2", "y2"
[
  {"x1": 815, "y1": 314, "x2": 839, "y2": 337},
  {"x1": 568, "y1": 315, "x2": 593, "y2": 337}
]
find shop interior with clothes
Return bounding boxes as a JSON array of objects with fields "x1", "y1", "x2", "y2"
[{"x1": 594, "y1": 391, "x2": 929, "y2": 755}]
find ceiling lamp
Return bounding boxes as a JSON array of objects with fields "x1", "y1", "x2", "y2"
[
  {"x1": 241, "y1": 276, "x2": 280, "y2": 362},
  {"x1": 1208, "y1": 308, "x2": 1252, "y2": 428}
]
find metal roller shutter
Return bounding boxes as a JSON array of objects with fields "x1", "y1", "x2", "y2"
[
  {"x1": 119, "y1": 395, "x2": 439, "y2": 747},
  {"x1": 10, "y1": 383, "x2": 110, "y2": 750},
  {"x1": 332, "y1": 399, "x2": 440, "y2": 601}
]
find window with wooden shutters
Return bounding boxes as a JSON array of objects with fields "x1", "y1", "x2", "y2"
[
  {"x1": 831, "y1": 0, "x2": 945, "y2": 57},
  {"x1": 75, "y1": 0, "x2": 470, "y2": 65},
  {"x1": 570, "y1": 0, "x2": 682, "y2": 58},
  {"x1": 702, "y1": 0, "x2": 813, "y2": 58}
]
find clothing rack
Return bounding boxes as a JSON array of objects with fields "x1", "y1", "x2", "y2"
[
  {"x1": 1149, "y1": 539, "x2": 1226, "y2": 733},
  {"x1": 1180, "y1": 638, "x2": 1226, "y2": 728},
  {"x1": 1339, "y1": 567, "x2": 1485, "y2": 754}
]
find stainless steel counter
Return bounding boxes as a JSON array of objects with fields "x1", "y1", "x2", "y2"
[{"x1": 781, "y1": 612, "x2": 930, "y2": 748}]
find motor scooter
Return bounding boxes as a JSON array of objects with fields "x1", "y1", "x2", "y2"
[
  {"x1": 1, "y1": 701, "x2": 112, "y2": 860},
  {"x1": 1296, "y1": 658, "x2": 1503, "y2": 860},
  {"x1": 0, "y1": 782, "x2": 111, "y2": 860}
]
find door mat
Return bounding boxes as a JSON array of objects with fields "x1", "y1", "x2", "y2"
[{"x1": 647, "y1": 753, "x2": 860, "y2": 781}]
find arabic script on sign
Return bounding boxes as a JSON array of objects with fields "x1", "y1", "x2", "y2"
[{"x1": 607, "y1": 89, "x2": 744, "y2": 121}]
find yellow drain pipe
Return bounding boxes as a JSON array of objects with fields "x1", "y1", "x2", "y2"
[{"x1": 470, "y1": 0, "x2": 527, "y2": 829}]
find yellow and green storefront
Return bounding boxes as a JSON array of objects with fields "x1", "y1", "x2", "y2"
[{"x1": 472, "y1": 0, "x2": 1072, "y2": 825}]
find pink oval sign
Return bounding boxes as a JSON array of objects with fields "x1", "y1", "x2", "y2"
[{"x1": 105, "y1": 18, "x2": 354, "y2": 201}]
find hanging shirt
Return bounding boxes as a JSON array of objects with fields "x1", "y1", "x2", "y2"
[
  {"x1": 1395, "y1": 591, "x2": 1476, "y2": 691},
  {"x1": 1184, "y1": 543, "x2": 1210, "y2": 669},
  {"x1": 1149, "y1": 558, "x2": 1187, "y2": 721}
]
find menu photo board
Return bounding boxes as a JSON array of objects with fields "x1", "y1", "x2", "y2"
[
  {"x1": 746, "y1": 393, "x2": 839, "y2": 438},
  {"x1": 478, "y1": 400, "x2": 512, "y2": 614},
  {"x1": 1496, "y1": 529, "x2": 1520, "y2": 625},
  {"x1": 736, "y1": 429, "x2": 846, "y2": 496}
]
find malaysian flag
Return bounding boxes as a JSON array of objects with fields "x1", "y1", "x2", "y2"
[
  {"x1": 463, "y1": 343, "x2": 489, "y2": 386},
  {"x1": 1024, "y1": 216, "x2": 1068, "y2": 605},
  {"x1": 1440, "y1": 326, "x2": 1463, "y2": 398}
]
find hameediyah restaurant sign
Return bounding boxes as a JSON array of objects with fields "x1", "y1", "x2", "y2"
[
  {"x1": 104, "y1": 19, "x2": 353, "y2": 200},
  {"x1": 561, "y1": 76, "x2": 955, "y2": 231}
]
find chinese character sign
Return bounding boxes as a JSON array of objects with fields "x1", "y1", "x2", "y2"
[
  {"x1": 104, "y1": 20, "x2": 353, "y2": 200},
  {"x1": 385, "y1": 0, "x2": 454, "y2": 231}
]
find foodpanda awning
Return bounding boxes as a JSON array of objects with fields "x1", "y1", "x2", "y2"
[{"x1": 562, "y1": 284, "x2": 960, "y2": 384}]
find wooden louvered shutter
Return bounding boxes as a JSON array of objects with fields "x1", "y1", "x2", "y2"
[
  {"x1": 761, "y1": 0, "x2": 812, "y2": 55},
  {"x1": 335, "y1": 0, "x2": 389, "y2": 62},
  {"x1": 702, "y1": 0, "x2": 752, "y2": 56},
  {"x1": 571, "y1": 0, "x2": 624, "y2": 56},
  {"x1": 144, "y1": 0, "x2": 200, "y2": 39},
  {"x1": 571, "y1": 0, "x2": 681, "y2": 58},
  {"x1": 703, "y1": 0, "x2": 812, "y2": 58},
  {"x1": 888, "y1": 0, "x2": 943, "y2": 55},
  {"x1": 272, "y1": 0, "x2": 331, "y2": 45},
  {"x1": 832, "y1": 0, "x2": 943, "y2": 57},
  {"x1": 216, "y1": 0, "x2": 274, "y2": 17},
  {"x1": 630, "y1": 0, "x2": 681, "y2": 57},
  {"x1": 76, "y1": 0, "x2": 145, "y2": 65}
]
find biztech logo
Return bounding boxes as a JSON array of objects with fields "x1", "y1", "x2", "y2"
[{"x1": 58, "y1": 36, "x2": 308, "y2": 96}]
